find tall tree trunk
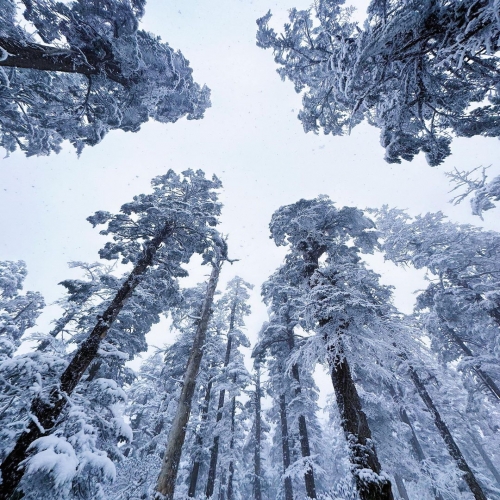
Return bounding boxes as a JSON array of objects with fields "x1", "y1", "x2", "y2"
[
  {"x1": 469, "y1": 432, "x2": 500, "y2": 488},
  {"x1": 286, "y1": 323, "x2": 317, "y2": 499},
  {"x1": 188, "y1": 379, "x2": 214, "y2": 497},
  {"x1": 404, "y1": 355, "x2": 487, "y2": 500},
  {"x1": 0, "y1": 221, "x2": 175, "y2": 500},
  {"x1": 440, "y1": 322, "x2": 500, "y2": 401},
  {"x1": 387, "y1": 384, "x2": 443, "y2": 500},
  {"x1": 155, "y1": 257, "x2": 223, "y2": 500},
  {"x1": 327, "y1": 335, "x2": 393, "y2": 500},
  {"x1": 301, "y1": 244, "x2": 393, "y2": 500},
  {"x1": 279, "y1": 394, "x2": 294, "y2": 500},
  {"x1": 205, "y1": 297, "x2": 237, "y2": 498},
  {"x1": 254, "y1": 363, "x2": 263, "y2": 500},
  {"x1": 227, "y1": 395, "x2": 236, "y2": 500}
]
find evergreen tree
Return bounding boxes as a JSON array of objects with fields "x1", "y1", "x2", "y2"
[
  {"x1": 268, "y1": 196, "x2": 394, "y2": 500},
  {"x1": 256, "y1": 0, "x2": 500, "y2": 166},
  {"x1": 0, "y1": 0, "x2": 210, "y2": 156}
]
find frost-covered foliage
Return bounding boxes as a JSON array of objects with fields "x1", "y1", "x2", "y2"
[
  {"x1": 0, "y1": 0, "x2": 210, "y2": 157},
  {"x1": 0, "y1": 260, "x2": 44, "y2": 359},
  {"x1": 257, "y1": 0, "x2": 500, "y2": 166},
  {"x1": 373, "y1": 207, "x2": 500, "y2": 403},
  {"x1": 448, "y1": 167, "x2": 500, "y2": 219}
]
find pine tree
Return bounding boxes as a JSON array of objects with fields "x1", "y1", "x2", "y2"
[
  {"x1": 205, "y1": 276, "x2": 253, "y2": 499},
  {"x1": 155, "y1": 245, "x2": 226, "y2": 500}
]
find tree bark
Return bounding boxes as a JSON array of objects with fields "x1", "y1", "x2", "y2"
[
  {"x1": 0, "y1": 221, "x2": 174, "y2": 500},
  {"x1": 405, "y1": 358, "x2": 487, "y2": 500},
  {"x1": 226, "y1": 395, "x2": 236, "y2": 500},
  {"x1": 155, "y1": 257, "x2": 223, "y2": 499},
  {"x1": 205, "y1": 296, "x2": 237, "y2": 498},
  {"x1": 279, "y1": 394, "x2": 294, "y2": 500},
  {"x1": 327, "y1": 336, "x2": 393, "y2": 500},
  {"x1": 387, "y1": 384, "x2": 444, "y2": 500},
  {"x1": 188, "y1": 379, "x2": 213, "y2": 497},
  {"x1": 254, "y1": 363, "x2": 262, "y2": 500},
  {"x1": 286, "y1": 324, "x2": 317, "y2": 499},
  {"x1": 0, "y1": 36, "x2": 131, "y2": 86},
  {"x1": 394, "y1": 474, "x2": 410, "y2": 500}
]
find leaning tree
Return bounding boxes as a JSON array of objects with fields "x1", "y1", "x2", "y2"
[{"x1": 0, "y1": 0, "x2": 210, "y2": 156}]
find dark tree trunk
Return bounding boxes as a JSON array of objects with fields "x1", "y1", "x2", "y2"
[
  {"x1": 254, "y1": 363, "x2": 263, "y2": 500},
  {"x1": 469, "y1": 432, "x2": 500, "y2": 488},
  {"x1": 387, "y1": 384, "x2": 444, "y2": 500},
  {"x1": 227, "y1": 395, "x2": 236, "y2": 500},
  {"x1": 394, "y1": 474, "x2": 410, "y2": 500},
  {"x1": 155, "y1": 258, "x2": 223, "y2": 500},
  {"x1": 286, "y1": 325, "x2": 317, "y2": 498},
  {"x1": 327, "y1": 336, "x2": 393, "y2": 500},
  {"x1": 405, "y1": 358, "x2": 487, "y2": 500},
  {"x1": 279, "y1": 394, "x2": 294, "y2": 500},
  {"x1": 0, "y1": 221, "x2": 174, "y2": 500},
  {"x1": 188, "y1": 379, "x2": 214, "y2": 497},
  {"x1": 0, "y1": 36, "x2": 131, "y2": 86},
  {"x1": 301, "y1": 242, "x2": 393, "y2": 500},
  {"x1": 205, "y1": 298, "x2": 237, "y2": 498}
]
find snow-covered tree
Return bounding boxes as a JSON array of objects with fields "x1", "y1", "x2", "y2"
[
  {"x1": 257, "y1": 0, "x2": 500, "y2": 166},
  {"x1": 448, "y1": 167, "x2": 500, "y2": 219},
  {"x1": 0, "y1": 169, "x2": 223, "y2": 500},
  {"x1": 373, "y1": 207, "x2": 500, "y2": 403},
  {"x1": 155, "y1": 247, "x2": 226, "y2": 500},
  {"x1": 0, "y1": 260, "x2": 44, "y2": 360},
  {"x1": 268, "y1": 196, "x2": 394, "y2": 500},
  {"x1": 205, "y1": 276, "x2": 253, "y2": 500},
  {"x1": 0, "y1": 0, "x2": 210, "y2": 156}
]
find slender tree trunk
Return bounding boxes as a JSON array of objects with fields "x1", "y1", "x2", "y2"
[
  {"x1": 440, "y1": 322, "x2": 500, "y2": 401},
  {"x1": 469, "y1": 432, "x2": 500, "y2": 488},
  {"x1": 206, "y1": 299, "x2": 237, "y2": 498},
  {"x1": 387, "y1": 384, "x2": 444, "y2": 500},
  {"x1": 301, "y1": 244, "x2": 393, "y2": 500},
  {"x1": 188, "y1": 379, "x2": 214, "y2": 497},
  {"x1": 279, "y1": 394, "x2": 294, "y2": 500},
  {"x1": 0, "y1": 221, "x2": 175, "y2": 500},
  {"x1": 286, "y1": 323, "x2": 317, "y2": 499},
  {"x1": 404, "y1": 357, "x2": 487, "y2": 500},
  {"x1": 155, "y1": 258, "x2": 223, "y2": 500},
  {"x1": 227, "y1": 395, "x2": 236, "y2": 500},
  {"x1": 394, "y1": 474, "x2": 410, "y2": 500},
  {"x1": 254, "y1": 363, "x2": 262, "y2": 500}
]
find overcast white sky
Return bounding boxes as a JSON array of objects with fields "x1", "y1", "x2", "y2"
[{"x1": 2, "y1": 0, "x2": 500, "y2": 397}]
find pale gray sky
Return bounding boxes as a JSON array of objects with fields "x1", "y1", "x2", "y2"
[{"x1": 2, "y1": 0, "x2": 500, "y2": 397}]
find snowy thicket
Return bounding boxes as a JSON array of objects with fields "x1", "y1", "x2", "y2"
[{"x1": 0, "y1": 0, "x2": 210, "y2": 156}]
